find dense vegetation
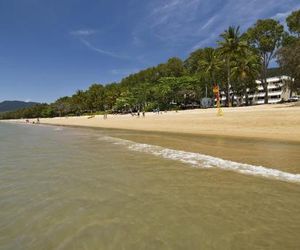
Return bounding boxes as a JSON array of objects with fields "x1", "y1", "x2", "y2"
[{"x1": 1, "y1": 10, "x2": 300, "y2": 120}]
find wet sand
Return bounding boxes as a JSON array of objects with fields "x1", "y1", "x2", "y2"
[{"x1": 94, "y1": 129, "x2": 300, "y2": 175}]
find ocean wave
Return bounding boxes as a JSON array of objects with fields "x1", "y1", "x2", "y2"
[
  {"x1": 54, "y1": 127, "x2": 63, "y2": 131},
  {"x1": 98, "y1": 136, "x2": 300, "y2": 183}
]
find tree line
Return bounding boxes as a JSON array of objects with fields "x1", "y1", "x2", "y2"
[{"x1": 1, "y1": 10, "x2": 300, "y2": 120}]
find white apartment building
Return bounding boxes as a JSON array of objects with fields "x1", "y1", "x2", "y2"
[
  {"x1": 249, "y1": 76, "x2": 291, "y2": 105},
  {"x1": 220, "y1": 76, "x2": 293, "y2": 105}
]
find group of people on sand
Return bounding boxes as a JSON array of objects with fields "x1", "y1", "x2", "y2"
[
  {"x1": 153, "y1": 108, "x2": 165, "y2": 114},
  {"x1": 101, "y1": 108, "x2": 168, "y2": 119},
  {"x1": 102, "y1": 110, "x2": 146, "y2": 120},
  {"x1": 131, "y1": 110, "x2": 145, "y2": 118},
  {"x1": 25, "y1": 118, "x2": 40, "y2": 124}
]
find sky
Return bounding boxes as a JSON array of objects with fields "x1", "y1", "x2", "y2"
[{"x1": 0, "y1": 0, "x2": 299, "y2": 103}]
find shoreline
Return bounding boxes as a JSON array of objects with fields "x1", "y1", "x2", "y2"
[
  {"x1": 20, "y1": 122, "x2": 300, "y2": 146},
  {"x1": 45, "y1": 123, "x2": 300, "y2": 145},
  {"x1": 2, "y1": 105, "x2": 300, "y2": 175},
  {"x1": 3, "y1": 103, "x2": 300, "y2": 143}
]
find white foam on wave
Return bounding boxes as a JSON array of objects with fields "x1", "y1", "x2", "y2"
[
  {"x1": 54, "y1": 127, "x2": 63, "y2": 131},
  {"x1": 98, "y1": 136, "x2": 300, "y2": 183}
]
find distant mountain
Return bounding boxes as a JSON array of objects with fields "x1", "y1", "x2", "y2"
[{"x1": 0, "y1": 101, "x2": 39, "y2": 112}]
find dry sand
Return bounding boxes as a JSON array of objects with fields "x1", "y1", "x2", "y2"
[{"x1": 5, "y1": 103, "x2": 300, "y2": 143}]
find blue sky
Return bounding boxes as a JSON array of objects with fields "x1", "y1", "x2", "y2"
[{"x1": 0, "y1": 0, "x2": 299, "y2": 103}]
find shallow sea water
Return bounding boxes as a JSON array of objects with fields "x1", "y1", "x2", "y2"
[{"x1": 0, "y1": 123, "x2": 299, "y2": 249}]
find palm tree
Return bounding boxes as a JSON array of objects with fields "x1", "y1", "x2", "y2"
[
  {"x1": 198, "y1": 47, "x2": 222, "y2": 97},
  {"x1": 231, "y1": 49, "x2": 261, "y2": 105},
  {"x1": 218, "y1": 26, "x2": 248, "y2": 106}
]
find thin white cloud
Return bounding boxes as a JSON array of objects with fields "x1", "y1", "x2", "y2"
[
  {"x1": 110, "y1": 68, "x2": 140, "y2": 75},
  {"x1": 69, "y1": 28, "x2": 130, "y2": 60},
  {"x1": 151, "y1": 0, "x2": 181, "y2": 15},
  {"x1": 133, "y1": 0, "x2": 222, "y2": 48},
  {"x1": 80, "y1": 39, "x2": 129, "y2": 59},
  {"x1": 70, "y1": 29, "x2": 97, "y2": 36},
  {"x1": 189, "y1": 0, "x2": 300, "y2": 52},
  {"x1": 150, "y1": 0, "x2": 183, "y2": 26},
  {"x1": 273, "y1": 12, "x2": 290, "y2": 20},
  {"x1": 191, "y1": 33, "x2": 218, "y2": 51},
  {"x1": 132, "y1": 35, "x2": 143, "y2": 47},
  {"x1": 132, "y1": 0, "x2": 300, "y2": 54},
  {"x1": 147, "y1": 0, "x2": 202, "y2": 39},
  {"x1": 199, "y1": 15, "x2": 217, "y2": 31},
  {"x1": 272, "y1": 5, "x2": 300, "y2": 22}
]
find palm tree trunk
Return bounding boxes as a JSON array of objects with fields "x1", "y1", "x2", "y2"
[
  {"x1": 226, "y1": 58, "x2": 230, "y2": 107},
  {"x1": 263, "y1": 80, "x2": 268, "y2": 104},
  {"x1": 262, "y1": 57, "x2": 268, "y2": 104},
  {"x1": 245, "y1": 89, "x2": 249, "y2": 106}
]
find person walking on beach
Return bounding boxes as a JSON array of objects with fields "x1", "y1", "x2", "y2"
[{"x1": 142, "y1": 110, "x2": 145, "y2": 117}]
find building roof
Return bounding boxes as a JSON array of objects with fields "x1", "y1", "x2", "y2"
[{"x1": 255, "y1": 75, "x2": 291, "y2": 84}]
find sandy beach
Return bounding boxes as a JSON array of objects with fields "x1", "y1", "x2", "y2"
[{"x1": 7, "y1": 103, "x2": 300, "y2": 143}]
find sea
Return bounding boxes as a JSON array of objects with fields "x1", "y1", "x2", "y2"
[{"x1": 0, "y1": 122, "x2": 300, "y2": 249}]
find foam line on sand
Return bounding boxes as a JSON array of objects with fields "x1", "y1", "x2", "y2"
[{"x1": 99, "y1": 136, "x2": 300, "y2": 183}]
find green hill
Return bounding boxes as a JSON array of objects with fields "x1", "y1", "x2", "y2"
[{"x1": 0, "y1": 101, "x2": 39, "y2": 113}]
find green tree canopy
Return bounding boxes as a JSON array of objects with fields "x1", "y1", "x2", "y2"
[
  {"x1": 246, "y1": 19, "x2": 284, "y2": 103},
  {"x1": 277, "y1": 39, "x2": 300, "y2": 95},
  {"x1": 286, "y1": 9, "x2": 300, "y2": 37}
]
